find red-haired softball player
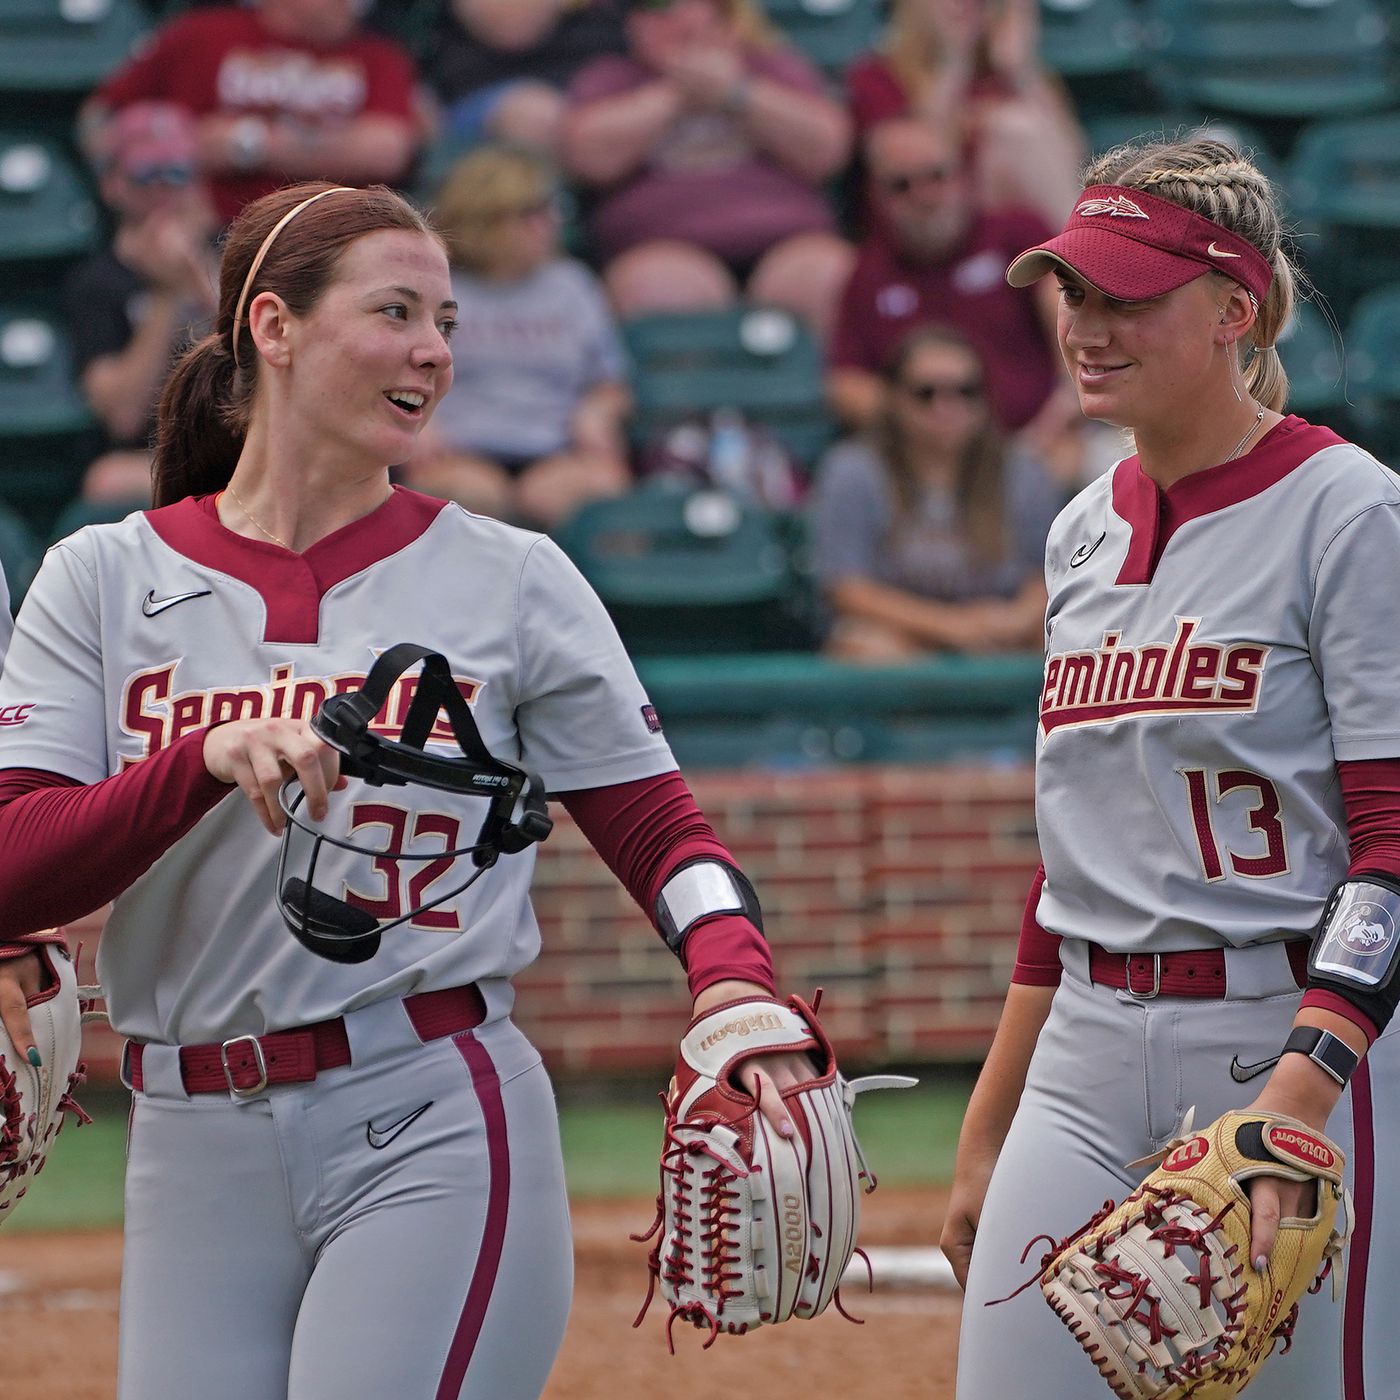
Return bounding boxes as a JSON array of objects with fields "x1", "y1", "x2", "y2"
[
  {"x1": 0, "y1": 181, "x2": 812, "y2": 1400},
  {"x1": 946, "y1": 137, "x2": 1398, "y2": 1399}
]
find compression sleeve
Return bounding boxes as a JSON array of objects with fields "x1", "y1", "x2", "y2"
[
  {"x1": 559, "y1": 771, "x2": 776, "y2": 1000},
  {"x1": 0, "y1": 732, "x2": 232, "y2": 938}
]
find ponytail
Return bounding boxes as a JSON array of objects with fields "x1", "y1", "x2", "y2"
[{"x1": 151, "y1": 334, "x2": 247, "y2": 508}]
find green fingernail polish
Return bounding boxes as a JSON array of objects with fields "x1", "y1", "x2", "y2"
[{"x1": 26, "y1": 1047, "x2": 41, "y2": 1068}]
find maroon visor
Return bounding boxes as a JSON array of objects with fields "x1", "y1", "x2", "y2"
[{"x1": 1006, "y1": 184, "x2": 1273, "y2": 305}]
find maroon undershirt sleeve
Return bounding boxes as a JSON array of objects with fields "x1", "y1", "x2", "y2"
[
  {"x1": 558, "y1": 771, "x2": 775, "y2": 1000},
  {"x1": 0, "y1": 731, "x2": 233, "y2": 940},
  {"x1": 1010, "y1": 864, "x2": 1061, "y2": 987}
]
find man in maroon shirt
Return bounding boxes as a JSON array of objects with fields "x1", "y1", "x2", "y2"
[
  {"x1": 828, "y1": 117, "x2": 1076, "y2": 442},
  {"x1": 81, "y1": 0, "x2": 421, "y2": 225}
]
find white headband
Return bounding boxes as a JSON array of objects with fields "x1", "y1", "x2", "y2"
[{"x1": 231, "y1": 186, "x2": 354, "y2": 368}]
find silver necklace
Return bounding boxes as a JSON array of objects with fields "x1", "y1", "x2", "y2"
[{"x1": 1225, "y1": 408, "x2": 1266, "y2": 463}]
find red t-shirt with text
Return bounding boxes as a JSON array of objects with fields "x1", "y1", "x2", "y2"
[{"x1": 97, "y1": 7, "x2": 418, "y2": 223}]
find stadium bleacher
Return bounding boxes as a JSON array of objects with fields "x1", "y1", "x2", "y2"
[{"x1": 2, "y1": 0, "x2": 1398, "y2": 748}]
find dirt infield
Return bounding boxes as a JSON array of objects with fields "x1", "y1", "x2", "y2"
[{"x1": 0, "y1": 1188, "x2": 958, "y2": 1400}]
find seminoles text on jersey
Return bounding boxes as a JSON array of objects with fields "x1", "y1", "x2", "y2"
[
  {"x1": 118, "y1": 660, "x2": 482, "y2": 762},
  {"x1": 1040, "y1": 618, "x2": 1268, "y2": 737}
]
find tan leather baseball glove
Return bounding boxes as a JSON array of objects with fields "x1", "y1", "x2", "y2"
[{"x1": 1028, "y1": 1109, "x2": 1352, "y2": 1400}]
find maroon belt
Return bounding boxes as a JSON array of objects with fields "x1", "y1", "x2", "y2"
[
  {"x1": 127, "y1": 983, "x2": 487, "y2": 1096},
  {"x1": 1087, "y1": 942, "x2": 1309, "y2": 999}
]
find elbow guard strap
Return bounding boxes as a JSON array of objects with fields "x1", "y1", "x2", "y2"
[
  {"x1": 654, "y1": 859, "x2": 764, "y2": 957},
  {"x1": 1307, "y1": 872, "x2": 1400, "y2": 1034}
]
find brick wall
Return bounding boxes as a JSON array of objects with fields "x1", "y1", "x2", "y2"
[{"x1": 73, "y1": 761, "x2": 1040, "y2": 1082}]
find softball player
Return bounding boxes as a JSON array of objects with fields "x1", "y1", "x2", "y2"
[
  {"x1": 0, "y1": 182, "x2": 810, "y2": 1400},
  {"x1": 0, "y1": 564, "x2": 11, "y2": 665},
  {"x1": 945, "y1": 137, "x2": 1399, "y2": 1399}
]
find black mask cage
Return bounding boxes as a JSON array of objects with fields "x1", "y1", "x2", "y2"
[{"x1": 276, "y1": 642, "x2": 552, "y2": 963}]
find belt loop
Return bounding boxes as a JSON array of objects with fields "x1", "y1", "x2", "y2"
[{"x1": 1125, "y1": 953, "x2": 1162, "y2": 1000}]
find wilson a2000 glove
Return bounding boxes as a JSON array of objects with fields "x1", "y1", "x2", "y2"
[
  {"x1": 1030, "y1": 1109, "x2": 1351, "y2": 1400},
  {"x1": 633, "y1": 992, "x2": 914, "y2": 1346},
  {"x1": 0, "y1": 944, "x2": 91, "y2": 1225}
]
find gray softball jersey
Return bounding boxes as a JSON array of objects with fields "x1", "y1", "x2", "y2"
[
  {"x1": 1035, "y1": 417, "x2": 1400, "y2": 953},
  {"x1": 0, "y1": 489, "x2": 675, "y2": 1046}
]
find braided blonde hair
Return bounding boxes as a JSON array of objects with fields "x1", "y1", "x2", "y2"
[{"x1": 1085, "y1": 137, "x2": 1297, "y2": 412}]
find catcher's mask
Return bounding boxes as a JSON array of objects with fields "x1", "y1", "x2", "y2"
[{"x1": 276, "y1": 642, "x2": 552, "y2": 964}]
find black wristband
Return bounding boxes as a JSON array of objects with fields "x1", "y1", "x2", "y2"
[{"x1": 1281, "y1": 1026, "x2": 1361, "y2": 1087}]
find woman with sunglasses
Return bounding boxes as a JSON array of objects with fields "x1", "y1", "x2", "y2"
[
  {"x1": 946, "y1": 136, "x2": 1400, "y2": 1399},
  {"x1": 810, "y1": 325, "x2": 1059, "y2": 660},
  {"x1": 0, "y1": 180, "x2": 815, "y2": 1400},
  {"x1": 406, "y1": 144, "x2": 631, "y2": 530}
]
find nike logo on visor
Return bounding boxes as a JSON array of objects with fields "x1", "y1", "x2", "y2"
[
  {"x1": 142, "y1": 588, "x2": 211, "y2": 616},
  {"x1": 1207, "y1": 242, "x2": 1242, "y2": 259}
]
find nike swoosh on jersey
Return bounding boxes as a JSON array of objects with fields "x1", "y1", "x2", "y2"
[
  {"x1": 142, "y1": 588, "x2": 212, "y2": 617},
  {"x1": 1069, "y1": 531, "x2": 1106, "y2": 567},
  {"x1": 366, "y1": 1101, "x2": 433, "y2": 1150},
  {"x1": 1207, "y1": 242, "x2": 1242, "y2": 259},
  {"x1": 1229, "y1": 1053, "x2": 1281, "y2": 1083}
]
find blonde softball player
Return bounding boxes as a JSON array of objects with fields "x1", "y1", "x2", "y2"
[
  {"x1": 946, "y1": 137, "x2": 1399, "y2": 1399},
  {"x1": 0, "y1": 182, "x2": 817, "y2": 1400}
]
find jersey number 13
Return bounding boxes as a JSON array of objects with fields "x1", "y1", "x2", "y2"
[{"x1": 1181, "y1": 768, "x2": 1289, "y2": 881}]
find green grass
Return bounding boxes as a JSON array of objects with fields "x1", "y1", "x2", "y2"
[
  {"x1": 558, "y1": 1077, "x2": 969, "y2": 1197},
  {"x1": 2, "y1": 1076, "x2": 972, "y2": 1234}
]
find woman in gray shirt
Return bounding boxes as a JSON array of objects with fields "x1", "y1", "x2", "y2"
[
  {"x1": 407, "y1": 144, "x2": 631, "y2": 529},
  {"x1": 811, "y1": 325, "x2": 1061, "y2": 659}
]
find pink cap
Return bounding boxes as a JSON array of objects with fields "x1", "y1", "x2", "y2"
[
  {"x1": 98, "y1": 101, "x2": 197, "y2": 180},
  {"x1": 1006, "y1": 184, "x2": 1273, "y2": 305}
]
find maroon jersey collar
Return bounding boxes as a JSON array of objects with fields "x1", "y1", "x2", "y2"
[
  {"x1": 145, "y1": 486, "x2": 450, "y2": 643},
  {"x1": 1112, "y1": 415, "x2": 1347, "y2": 586}
]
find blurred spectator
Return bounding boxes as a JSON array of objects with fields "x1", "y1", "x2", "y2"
[
  {"x1": 847, "y1": 0, "x2": 1083, "y2": 227},
  {"x1": 827, "y1": 117, "x2": 1077, "y2": 450},
  {"x1": 429, "y1": 0, "x2": 628, "y2": 157},
  {"x1": 65, "y1": 103, "x2": 219, "y2": 506},
  {"x1": 562, "y1": 0, "x2": 854, "y2": 341},
  {"x1": 81, "y1": 0, "x2": 421, "y2": 226},
  {"x1": 405, "y1": 145, "x2": 631, "y2": 530},
  {"x1": 811, "y1": 326, "x2": 1058, "y2": 661}
]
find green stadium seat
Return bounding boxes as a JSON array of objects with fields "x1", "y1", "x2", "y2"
[
  {"x1": 1083, "y1": 112, "x2": 1285, "y2": 182},
  {"x1": 0, "y1": 132, "x2": 99, "y2": 263},
  {"x1": 1288, "y1": 114, "x2": 1400, "y2": 316},
  {"x1": 0, "y1": 0, "x2": 151, "y2": 95},
  {"x1": 48, "y1": 494, "x2": 146, "y2": 544},
  {"x1": 1039, "y1": 0, "x2": 1147, "y2": 81},
  {"x1": 553, "y1": 483, "x2": 815, "y2": 656},
  {"x1": 0, "y1": 304, "x2": 93, "y2": 438},
  {"x1": 622, "y1": 307, "x2": 836, "y2": 470},
  {"x1": 633, "y1": 650, "x2": 1045, "y2": 767},
  {"x1": 1147, "y1": 0, "x2": 1398, "y2": 121},
  {"x1": 1341, "y1": 284, "x2": 1400, "y2": 457},
  {"x1": 1276, "y1": 299, "x2": 1348, "y2": 426},
  {"x1": 0, "y1": 500, "x2": 44, "y2": 607},
  {"x1": 763, "y1": 0, "x2": 884, "y2": 83}
]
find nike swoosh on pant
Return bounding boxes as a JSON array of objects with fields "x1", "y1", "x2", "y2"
[
  {"x1": 1229, "y1": 1054, "x2": 1281, "y2": 1083},
  {"x1": 366, "y1": 1101, "x2": 433, "y2": 1149}
]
